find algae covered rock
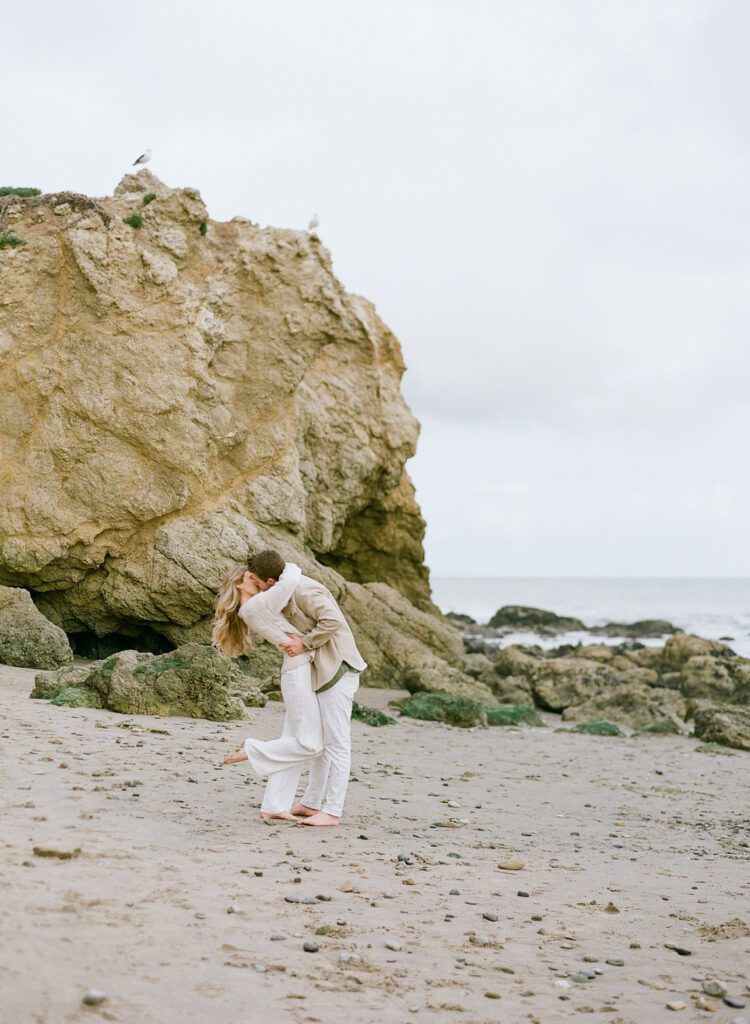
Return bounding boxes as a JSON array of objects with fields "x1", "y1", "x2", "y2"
[
  {"x1": 0, "y1": 585, "x2": 73, "y2": 669},
  {"x1": 530, "y1": 657, "x2": 615, "y2": 712},
  {"x1": 569, "y1": 719, "x2": 623, "y2": 737},
  {"x1": 351, "y1": 702, "x2": 396, "y2": 727},
  {"x1": 33, "y1": 643, "x2": 264, "y2": 720},
  {"x1": 678, "y1": 655, "x2": 736, "y2": 702},
  {"x1": 398, "y1": 692, "x2": 488, "y2": 728},
  {"x1": 693, "y1": 705, "x2": 750, "y2": 752},
  {"x1": 483, "y1": 704, "x2": 543, "y2": 727}
]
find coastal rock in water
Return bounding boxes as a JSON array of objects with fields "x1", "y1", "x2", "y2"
[
  {"x1": 32, "y1": 643, "x2": 264, "y2": 720},
  {"x1": 0, "y1": 586, "x2": 73, "y2": 669},
  {"x1": 693, "y1": 705, "x2": 750, "y2": 752},
  {"x1": 488, "y1": 605, "x2": 586, "y2": 634},
  {"x1": 561, "y1": 684, "x2": 687, "y2": 730},
  {"x1": 661, "y1": 634, "x2": 735, "y2": 670},
  {"x1": 0, "y1": 173, "x2": 479, "y2": 693},
  {"x1": 590, "y1": 619, "x2": 678, "y2": 638}
]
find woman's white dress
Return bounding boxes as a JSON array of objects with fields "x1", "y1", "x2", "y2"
[{"x1": 238, "y1": 562, "x2": 323, "y2": 813}]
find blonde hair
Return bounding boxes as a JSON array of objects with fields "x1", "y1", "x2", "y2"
[{"x1": 212, "y1": 563, "x2": 250, "y2": 657}]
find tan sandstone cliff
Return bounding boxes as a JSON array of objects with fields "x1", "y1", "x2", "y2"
[{"x1": 0, "y1": 173, "x2": 475, "y2": 690}]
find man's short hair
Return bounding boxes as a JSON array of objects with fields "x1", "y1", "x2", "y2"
[{"x1": 247, "y1": 549, "x2": 285, "y2": 581}]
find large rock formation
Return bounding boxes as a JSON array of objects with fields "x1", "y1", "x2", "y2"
[{"x1": 0, "y1": 172, "x2": 471, "y2": 687}]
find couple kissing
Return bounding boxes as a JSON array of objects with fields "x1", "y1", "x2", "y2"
[{"x1": 212, "y1": 550, "x2": 366, "y2": 826}]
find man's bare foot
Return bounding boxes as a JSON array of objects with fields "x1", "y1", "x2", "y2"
[
  {"x1": 223, "y1": 748, "x2": 248, "y2": 765},
  {"x1": 297, "y1": 811, "x2": 340, "y2": 827},
  {"x1": 260, "y1": 811, "x2": 298, "y2": 823},
  {"x1": 291, "y1": 804, "x2": 319, "y2": 818}
]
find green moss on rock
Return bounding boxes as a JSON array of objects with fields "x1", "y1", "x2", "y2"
[
  {"x1": 570, "y1": 719, "x2": 623, "y2": 736},
  {"x1": 352, "y1": 702, "x2": 396, "y2": 727},
  {"x1": 51, "y1": 686, "x2": 103, "y2": 709},
  {"x1": 640, "y1": 717, "x2": 682, "y2": 735},
  {"x1": 482, "y1": 703, "x2": 544, "y2": 727},
  {"x1": 399, "y1": 692, "x2": 487, "y2": 728}
]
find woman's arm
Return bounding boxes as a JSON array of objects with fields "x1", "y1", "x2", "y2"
[{"x1": 251, "y1": 561, "x2": 302, "y2": 616}]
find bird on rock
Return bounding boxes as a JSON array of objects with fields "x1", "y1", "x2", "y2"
[{"x1": 132, "y1": 148, "x2": 152, "y2": 167}]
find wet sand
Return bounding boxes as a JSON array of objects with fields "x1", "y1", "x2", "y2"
[{"x1": 1, "y1": 662, "x2": 748, "y2": 1024}]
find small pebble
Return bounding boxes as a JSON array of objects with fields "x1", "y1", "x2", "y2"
[
  {"x1": 582, "y1": 955, "x2": 598, "y2": 963},
  {"x1": 227, "y1": 904, "x2": 240, "y2": 914},
  {"x1": 385, "y1": 941, "x2": 402, "y2": 951},
  {"x1": 484, "y1": 992, "x2": 501, "y2": 999},
  {"x1": 702, "y1": 981, "x2": 727, "y2": 997},
  {"x1": 284, "y1": 895, "x2": 300, "y2": 904},
  {"x1": 303, "y1": 941, "x2": 318, "y2": 953},
  {"x1": 270, "y1": 934, "x2": 286, "y2": 941},
  {"x1": 482, "y1": 912, "x2": 498, "y2": 922},
  {"x1": 666, "y1": 1002, "x2": 686, "y2": 1011},
  {"x1": 606, "y1": 958, "x2": 624, "y2": 967},
  {"x1": 497, "y1": 856, "x2": 526, "y2": 871},
  {"x1": 449, "y1": 889, "x2": 460, "y2": 896},
  {"x1": 187, "y1": 776, "x2": 198, "y2": 783},
  {"x1": 517, "y1": 890, "x2": 530, "y2": 897},
  {"x1": 570, "y1": 973, "x2": 590, "y2": 984},
  {"x1": 316, "y1": 894, "x2": 332, "y2": 902},
  {"x1": 725, "y1": 999, "x2": 747, "y2": 1010},
  {"x1": 254, "y1": 964, "x2": 266, "y2": 973},
  {"x1": 82, "y1": 990, "x2": 107, "y2": 1006}
]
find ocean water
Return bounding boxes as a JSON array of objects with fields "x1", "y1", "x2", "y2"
[{"x1": 430, "y1": 577, "x2": 750, "y2": 657}]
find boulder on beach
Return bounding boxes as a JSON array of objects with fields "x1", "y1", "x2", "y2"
[
  {"x1": 401, "y1": 665, "x2": 496, "y2": 703},
  {"x1": 0, "y1": 173, "x2": 483, "y2": 696},
  {"x1": 0, "y1": 586, "x2": 73, "y2": 670},
  {"x1": 661, "y1": 634, "x2": 735, "y2": 670},
  {"x1": 561, "y1": 683, "x2": 687, "y2": 731},
  {"x1": 32, "y1": 643, "x2": 265, "y2": 720},
  {"x1": 488, "y1": 605, "x2": 586, "y2": 633},
  {"x1": 693, "y1": 705, "x2": 750, "y2": 752}
]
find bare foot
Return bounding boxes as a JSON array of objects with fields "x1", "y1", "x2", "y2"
[
  {"x1": 291, "y1": 804, "x2": 319, "y2": 818},
  {"x1": 297, "y1": 811, "x2": 340, "y2": 827},
  {"x1": 260, "y1": 811, "x2": 299, "y2": 823},
  {"x1": 223, "y1": 748, "x2": 248, "y2": 765}
]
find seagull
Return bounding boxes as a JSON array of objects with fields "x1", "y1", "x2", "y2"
[
  {"x1": 132, "y1": 148, "x2": 151, "y2": 167},
  {"x1": 308, "y1": 213, "x2": 319, "y2": 231}
]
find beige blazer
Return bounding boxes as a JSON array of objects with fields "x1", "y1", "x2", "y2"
[{"x1": 282, "y1": 575, "x2": 367, "y2": 691}]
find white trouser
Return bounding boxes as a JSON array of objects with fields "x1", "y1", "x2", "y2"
[
  {"x1": 243, "y1": 652, "x2": 323, "y2": 814},
  {"x1": 301, "y1": 671, "x2": 360, "y2": 818}
]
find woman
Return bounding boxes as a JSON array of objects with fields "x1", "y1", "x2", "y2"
[{"x1": 212, "y1": 560, "x2": 323, "y2": 822}]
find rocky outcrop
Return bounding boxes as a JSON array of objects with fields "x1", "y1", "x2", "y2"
[
  {"x1": 32, "y1": 643, "x2": 265, "y2": 719},
  {"x1": 447, "y1": 623, "x2": 750, "y2": 735},
  {"x1": 0, "y1": 585, "x2": 73, "y2": 669},
  {"x1": 693, "y1": 705, "x2": 750, "y2": 752},
  {"x1": 0, "y1": 172, "x2": 479, "y2": 690},
  {"x1": 488, "y1": 606, "x2": 585, "y2": 633}
]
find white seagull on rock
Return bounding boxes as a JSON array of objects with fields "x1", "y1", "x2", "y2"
[
  {"x1": 132, "y1": 148, "x2": 151, "y2": 167},
  {"x1": 308, "y1": 213, "x2": 319, "y2": 231}
]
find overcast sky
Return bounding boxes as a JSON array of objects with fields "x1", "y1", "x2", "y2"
[{"x1": 5, "y1": 1, "x2": 749, "y2": 577}]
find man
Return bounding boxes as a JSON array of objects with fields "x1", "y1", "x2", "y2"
[{"x1": 246, "y1": 550, "x2": 367, "y2": 827}]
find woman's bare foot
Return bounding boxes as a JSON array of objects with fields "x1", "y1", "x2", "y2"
[
  {"x1": 290, "y1": 804, "x2": 319, "y2": 818},
  {"x1": 260, "y1": 811, "x2": 299, "y2": 823},
  {"x1": 298, "y1": 812, "x2": 340, "y2": 827},
  {"x1": 223, "y1": 748, "x2": 248, "y2": 765}
]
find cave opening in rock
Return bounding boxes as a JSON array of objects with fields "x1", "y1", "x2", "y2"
[{"x1": 68, "y1": 627, "x2": 174, "y2": 659}]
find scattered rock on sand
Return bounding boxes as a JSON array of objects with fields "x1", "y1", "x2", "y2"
[
  {"x1": 0, "y1": 586, "x2": 73, "y2": 670},
  {"x1": 498, "y1": 857, "x2": 525, "y2": 871},
  {"x1": 82, "y1": 990, "x2": 107, "y2": 1006}
]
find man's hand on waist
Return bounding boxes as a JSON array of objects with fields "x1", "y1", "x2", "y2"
[{"x1": 280, "y1": 633, "x2": 306, "y2": 656}]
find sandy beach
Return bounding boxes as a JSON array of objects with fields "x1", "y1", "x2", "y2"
[{"x1": 2, "y1": 662, "x2": 748, "y2": 1024}]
